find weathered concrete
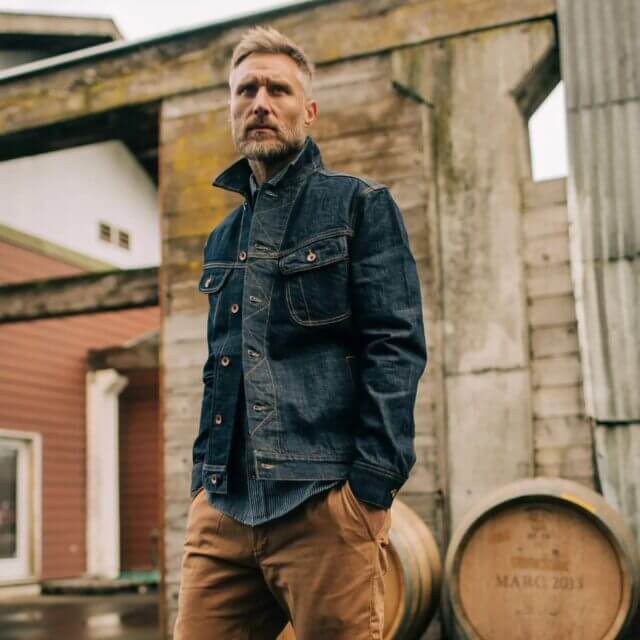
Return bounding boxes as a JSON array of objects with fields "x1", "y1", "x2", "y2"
[{"x1": 0, "y1": 267, "x2": 158, "y2": 323}]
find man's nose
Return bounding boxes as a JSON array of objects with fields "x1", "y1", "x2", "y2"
[{"x1": 252, "y1": 87, "x2": 271, "y2": 115}]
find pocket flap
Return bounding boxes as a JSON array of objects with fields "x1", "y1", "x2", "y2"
[
  {"x1": 279, "y1": 235, "x2": 348, "y2": 275},
  {"x1": 198, "y1": 266, "x2": 232, "y2": 293}
]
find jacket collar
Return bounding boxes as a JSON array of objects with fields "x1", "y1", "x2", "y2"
[{"x1": 212, "y1": 136, "x2": 323, "y2": 200}]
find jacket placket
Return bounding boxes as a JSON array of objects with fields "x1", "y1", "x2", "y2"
[{"x1": 241, "y1": 178, "x2": 303, "y2": 477}]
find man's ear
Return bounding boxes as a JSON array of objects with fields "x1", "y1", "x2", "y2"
[{"x1": 304, "y1": 100, "x2": 318, "y2": 127}]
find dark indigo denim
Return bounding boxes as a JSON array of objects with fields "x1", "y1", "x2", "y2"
[
  {"x1": 191, "y1": 137, "x2": 427, "y2": 509},
  {"x1": 208, "y1": 375, "x2": 339, "y2": 525}
]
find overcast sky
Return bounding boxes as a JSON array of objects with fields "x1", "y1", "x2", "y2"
[
  {"x1": 1, "y1": 0, "x2": 567, "y2": 179},
  {"x1": 0, "y1": 0, "x2": 306, "y2": 39}
]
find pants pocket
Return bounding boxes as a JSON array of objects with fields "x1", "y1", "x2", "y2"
[{"x1": 342, "y1": 480, "x2": 390, "y2": 541}]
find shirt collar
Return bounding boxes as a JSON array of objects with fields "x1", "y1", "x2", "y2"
[{"x1": 212, "y1": 136, "x2": 322, "y2": 200}]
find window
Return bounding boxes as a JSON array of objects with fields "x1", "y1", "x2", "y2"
[
  {"x1": 0, "y1": 430, "x2": 41, "y2": 583},
  {"x1": 528, "y1": 82, "x2": 568, "y2": 182},
  {"x1": 118, "y1": 230, "x2": 131, "y2": 250},
  {"x1": 99, "y1": 222, "x2": 112, "y2": 243},
  {"x1": 98, "y1": 223, "x2": 131, "y2": 251}
]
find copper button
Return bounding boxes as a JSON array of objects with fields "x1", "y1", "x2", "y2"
[
  {"x1": 306, "y1": 250, "x2": 317, "y2": 263},
  {"x1": 221, "y1": 356, "x2": 230, "y2": 367},
  {"x1": 239, "y1": 250, "x2": 247, "y2": 261},
  {"x1": 230, "y1": 303, "x2": 240, "y2": 314},
  {"x1": 214, "y1": 414, "x2": 222, "y2": 425},
  {"x1": 210, "y1": 475, "x2": 218, "y2": 485}
]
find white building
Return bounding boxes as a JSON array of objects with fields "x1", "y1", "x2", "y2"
[{"x1": 0, "y1": 12, "x2": 160, "y2": 269}]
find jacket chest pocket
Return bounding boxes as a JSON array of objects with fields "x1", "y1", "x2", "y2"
[
  {"x1": 198, "y1": 265, "x2": 233, "y2": 319},
  {"x1": 199, "y1": 265, "x2": 232, "y2": 295},
  {"x1": 278, "y1": 235, "x2": 351, "y2": 326}
]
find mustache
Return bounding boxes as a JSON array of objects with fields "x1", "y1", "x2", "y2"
[{"x1": 245, "y1": 121, "x2": 279, "y2": 133}]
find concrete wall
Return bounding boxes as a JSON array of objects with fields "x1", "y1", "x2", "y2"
[{"x1": 0, "y1": 141, "x2": 160, "y2": 268}]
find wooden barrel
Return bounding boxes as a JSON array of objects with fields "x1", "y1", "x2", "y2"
[
  {"x1": 277, "y1": 498, "x2": 442, "y2": 639},
  {"x1": 442, "y1": 477, "x2": 640, "y2": 640}
]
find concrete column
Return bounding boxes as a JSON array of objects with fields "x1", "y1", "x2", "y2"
[{"x1": 86, "y1": 369, "x2": 128, "y2": 578}]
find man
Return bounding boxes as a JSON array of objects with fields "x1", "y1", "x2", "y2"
[{"x1": 174, "y1": 26, "x2": 427, "y2": 640}]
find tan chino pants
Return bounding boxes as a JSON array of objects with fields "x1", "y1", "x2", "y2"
[{"x1": 173, "y1": 480, "x2": 391, "y2": 639}]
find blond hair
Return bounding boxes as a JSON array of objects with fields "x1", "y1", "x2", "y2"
[{"x1": 230, "y1": 26, "x2": 314, "y2": 95}]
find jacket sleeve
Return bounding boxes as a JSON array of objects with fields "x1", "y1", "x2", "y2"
[{"x1": 347, "y1": 186, "x2": 427, "y2": 508}]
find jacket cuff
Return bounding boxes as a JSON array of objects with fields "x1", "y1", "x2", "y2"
[{"x1": 348, "y1": 462, "x2": 404, "y2": 509}]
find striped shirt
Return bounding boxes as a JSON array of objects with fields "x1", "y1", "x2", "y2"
[{"x1": 208, "y1": 380, "x2": 339, "y2": 526}]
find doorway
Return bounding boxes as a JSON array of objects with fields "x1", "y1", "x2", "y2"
[{"x1": 0, "y1": 432, "x2": 39, "y2": 583}]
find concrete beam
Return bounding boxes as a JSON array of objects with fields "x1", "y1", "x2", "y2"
[
  {"x1": 0, "y1": 267, "x2": 158, "y2": 323},
  {"x1": 0, "y1": 0, "x2": 556, "y2": 137}
]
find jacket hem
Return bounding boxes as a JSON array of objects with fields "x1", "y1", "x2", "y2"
[{"x1": 348, "y1": 462, "x2": 405, "y2": 509}]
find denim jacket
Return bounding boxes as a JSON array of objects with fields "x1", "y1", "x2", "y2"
[{"x1": 191, "y1": 137, "x2": 427, "y2": 509}]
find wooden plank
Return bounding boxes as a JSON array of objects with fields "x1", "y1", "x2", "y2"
[
  {"x1": 523, "y1": 233, "x2": 571, "y2": 267},
  {"x1": 534, "y1": 416, "x2": 592, "y2": 448},
  {"x1": 531, "y1": 355, "x2": 583, "y2": 388},
  {"x1": 528, "y1": 294, "x2": 577, "y2": 328},
  {"x1": 526, "y1": 263, "x2": 574, "y2": 298},
  {"x1": 522, "y1": 205, "x2": 569, "y2": 238},
  {"x1": 0, "y1": 0, "x2": 556, "y2": 137},
  {"x1": 535, "y1": 444, "x2": 595, "y2": 483},
  {"x1": 0, "y1": 267, "x2": 158, "y2": 323},
  {"x1": 531, "y1": 325, "x2": 580, "y2": 357},
  {"x1": 533, "y1": 385, "x2": 583, "y2": 418},
  {"x1": 521, "y1": 177, "x2": 567, "y2": 210},
  {"x1": 160, "y1": 99, "x2": 241, "y2": 241}
]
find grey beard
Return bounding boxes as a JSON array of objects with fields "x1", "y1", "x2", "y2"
[
  {"x1": 242, "y1": 138, "x2": 301, "y2": 163},
  {"x1": 234, "y1": 123, "x2": 305, "y2": 165}
]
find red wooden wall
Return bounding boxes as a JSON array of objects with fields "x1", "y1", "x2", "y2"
[
  {"x1": 0, "y1": 238, "x2": 159, "y2": 579},
  {"x1": 119, "y1": 368, "x2": 159, "y2": 572}
]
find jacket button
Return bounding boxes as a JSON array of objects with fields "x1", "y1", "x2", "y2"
[
  {"x1": 239, "y1": 250, "x2": 247, "y2": 261},
  {"x1": 230, "y1": 303, "x2": 239, "y2": 314},
  {"x1": 214, "y1": 414, "x2": 222, "y2": 425},
  {"x1": 210, "y1": 475, "x2": 218, "y2": 485},
  {"x1": 306, "y1": 250, "x2": 317, "y2": 263},
  {"x1": 220, "y1": 356, "x2": 230, "y2": 367}
]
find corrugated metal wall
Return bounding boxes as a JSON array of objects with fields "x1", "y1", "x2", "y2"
[
  {"x1": 0, "y1": 238, "x2": 160, "y2": 579},
  {"x1": 557, "y1": 0, "x2": 640, "y2": 540}
]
